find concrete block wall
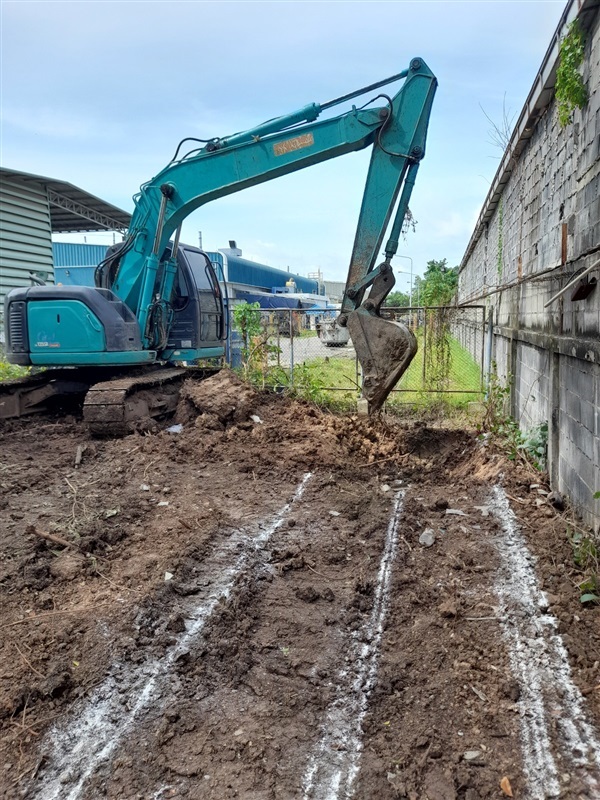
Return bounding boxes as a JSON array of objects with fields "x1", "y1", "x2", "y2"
[
  {"x1": 459, "y1": 4, "x2": 600, "y2": 531},
  {"x1": 558, "y1": 357, "x2": 600, "y2": 516},
  {"x1": 513, "y1": 342, "x2": 552, "y2": 429}
]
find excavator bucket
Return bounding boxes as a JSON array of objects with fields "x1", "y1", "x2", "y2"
[{"x1": 347, "y1": 308, "x2": 417, "y2": 413}]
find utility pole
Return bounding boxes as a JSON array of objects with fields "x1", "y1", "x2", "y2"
[{"x1": 395, "y1": 255, "x2": 413, "y2": 305}]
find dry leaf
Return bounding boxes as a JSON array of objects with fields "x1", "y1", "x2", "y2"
[{"x1": 500, "y1": 776, "x2": 513, "y2": 797}]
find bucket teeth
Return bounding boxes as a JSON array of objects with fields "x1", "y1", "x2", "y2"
[{"x1": 347, "y1": 308, "x2": 417, "y2": 413}]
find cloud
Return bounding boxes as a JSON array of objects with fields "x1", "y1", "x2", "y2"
[
  {"x1": 433, "y1": 209, "x2": 480, "y2": 240},
  {"x1": 3, "y1": 107, "x2": 98, "y2": 139}
]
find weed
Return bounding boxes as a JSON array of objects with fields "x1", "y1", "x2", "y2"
[
  {"x1": 518, "y1": 422, "x2": 548, "y2": 471},
  {"x1": 424, "y1": 308, "x2": 452, "y2": 392},
  {"x1": 480, "y1": 368, "x2": 518, "y2": 441},
  {"x1": 232, "y1": 302, "x2": 281, "y2": 386},
  {"x1": 479, "y1": 366, "x2": 547, "y2": 470},
  {"x1": 0, "y1": 361, "x2": 30, "y2": 382},
  {"x1": 287, "y1": 363, "x2": 329, "y2": 405},
  {"x1": 569, "y1": 528, "x2": 599, "y2": 604}
]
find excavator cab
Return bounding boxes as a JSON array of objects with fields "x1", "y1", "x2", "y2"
[
  {"x1": 161, "y1": 245, "x2": 226, "y2": 361},
  {"x1": 93, "y1": 240, "x2": 226, "y2": 363}
]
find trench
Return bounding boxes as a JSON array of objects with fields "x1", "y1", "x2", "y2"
[
  {"x1": 491, "y1": 485, "x2": 600, "y2": 799},
  {"x1": 302, "y1": 490, "x2": 405, "y2": 799},
  {"x1": 29, "y1": 474, "x2": 313, "y2": 800}
]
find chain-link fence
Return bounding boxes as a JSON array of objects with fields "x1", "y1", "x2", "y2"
[{"x1": 227, "y1": 305, "x2": 487, "y2": 407}]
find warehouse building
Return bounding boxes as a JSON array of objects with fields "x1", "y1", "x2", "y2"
[
  {"x1": 0, "y1": 167, "x2": 130, "y2": 325},
  {"x1": 206, "y1": 241, "x2": 323, "y2": 308}
]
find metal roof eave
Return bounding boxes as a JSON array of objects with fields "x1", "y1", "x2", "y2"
[
  {"x1": 459, "y1": 0, "x2": 598, "y2": 273},
  {"x1": 0, "y1": 167, "x2": 131, "y2": 233}
]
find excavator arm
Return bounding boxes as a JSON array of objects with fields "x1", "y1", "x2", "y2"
[{"x1": 107, "y1": 57, "x2": 437, "y2": 410}]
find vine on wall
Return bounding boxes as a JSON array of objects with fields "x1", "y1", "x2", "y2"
[{"x1": 556, "y1": 20, "x2": 588, "y2": 127}]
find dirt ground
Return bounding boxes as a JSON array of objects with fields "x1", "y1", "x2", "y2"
[{"x1": 0, "y1": 371, "x2": 599, "y2": 800}]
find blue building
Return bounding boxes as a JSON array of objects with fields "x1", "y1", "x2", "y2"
[
  {"x1": 52, "y1": 243, "x2": 108, "y2": 286},
  {"x1": 53, "y1": 240, "x2": 329, "y2": 311},
  {"x1": 206, "y1": 242, "x2": 318, "y2": 297}
]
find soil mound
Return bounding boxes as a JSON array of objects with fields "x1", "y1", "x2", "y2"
[{"x1": 176, "y1": 370, "x2": 260, "y2": 426}]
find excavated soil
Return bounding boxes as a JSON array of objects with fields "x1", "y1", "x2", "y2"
[{"x1": 0, "y1": 371, "x2": 599, "y2": 799}]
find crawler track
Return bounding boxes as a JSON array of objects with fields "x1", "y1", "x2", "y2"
[
  {"x1": 0, "y1": 365, "x2": 220, "y2": 435},
  {"x1": 83, "y1": 367, "x2": 187, "y2": 436},
  {"x1": 0, "y1": 369, "x2": 94, "y2": 419}
]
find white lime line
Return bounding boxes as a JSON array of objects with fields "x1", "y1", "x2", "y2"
[
  {"x1": 491, "y1": 485, "x2": 600, "y2": 799},
  {"x1": 30, "y1": 473, "x2": 313, "y2": 800},
  {"x1": 302, "y1": 490, "x2": 405, "y2": 799}
]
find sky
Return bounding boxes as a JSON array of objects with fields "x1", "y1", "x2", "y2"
[{"x1": 1, "y1": 0, "x2": 567, "y2": 292}]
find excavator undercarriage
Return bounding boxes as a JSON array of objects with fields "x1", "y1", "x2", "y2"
[{"x1": 0, "y1": 367, "x2": 219, "y2": 436}]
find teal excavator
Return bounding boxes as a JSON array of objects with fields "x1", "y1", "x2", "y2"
[{"x1": 2, "y1": 58, "x2": 437, "y2": 433}]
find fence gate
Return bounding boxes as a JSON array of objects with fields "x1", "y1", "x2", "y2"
[{"x1": 227, "y1": 305, "x2": 487, "y2": 407}]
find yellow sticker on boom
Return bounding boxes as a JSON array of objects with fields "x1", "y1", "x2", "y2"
[{"x1": 273, "y1": 133, "x2": 314, "y2": 157}]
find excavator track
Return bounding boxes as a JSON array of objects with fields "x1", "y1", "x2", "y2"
[
  {"x1": 0, "y1": 369, "x2": 95, "y2": 420},
  {"x1": 83, "y1": 367, "x2": 189, "y2": 436},
  {"x1": 0, "y1": 366, "x2": 220, "y2": 436}
]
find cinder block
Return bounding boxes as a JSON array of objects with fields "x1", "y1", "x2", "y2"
[
  {"x1": 580, "y1": 400, "x2": 595, "y2": 434},
  {"x1": 577, "y1": 453, "x2": 597, "y2": 494}
]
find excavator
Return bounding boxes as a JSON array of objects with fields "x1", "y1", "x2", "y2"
[{"x1": 2, "y1": 58, "x2": 437, "y2": 434}]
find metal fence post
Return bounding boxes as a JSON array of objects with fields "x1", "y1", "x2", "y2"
[
  {"x1": 289, "y1": 309, "x2": 294, "y2": 386},
  {"x1": 277, "y1": 322, "x2": 281, "y2": 368},
  {"x1": 422, "y1": 308, "x2": 427, "y2": 387},
  {"x1": 485, "y1": 306, "x2": 494, "y2": 390}
]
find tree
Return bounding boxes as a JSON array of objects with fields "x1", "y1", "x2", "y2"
[
  {"x1": 384, "y1": 289, "x2": 410, "y2": 308},
  {"x1": 418, "y1": 259, "x2": 458, "y2": 306}
]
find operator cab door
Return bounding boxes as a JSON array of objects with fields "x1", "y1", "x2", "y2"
[{"x1": 166, "y1": 245, "x2": 225, "y2": 351}]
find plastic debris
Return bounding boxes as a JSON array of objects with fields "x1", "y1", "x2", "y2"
[
  {"x1": 166, "y1": 424, "x2": 183, "y2": 434},
  {"x1": 164, "y1": 572, "x2": 174, "y2": 582},
  {"x1": 419, "y1": 528, "x2": 436, "y2": 547},
  {"x1": 250, "y1": 414, "x2": 263, "y2": 424}
]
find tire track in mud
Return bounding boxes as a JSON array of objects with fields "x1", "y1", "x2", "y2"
[
  {"x1": 301, "y1": 490, "x2": 405, "y2": 799},
  {"x1": 491, "y1": 485, "x2": 600, "y2": 799},
  {"x1": 28, "y1": 473, "x2": 313, "y2": 800}
]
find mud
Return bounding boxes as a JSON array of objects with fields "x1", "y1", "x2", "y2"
[{"x1": 0, "y1": 370, "x2": 598, "y2": 799}]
